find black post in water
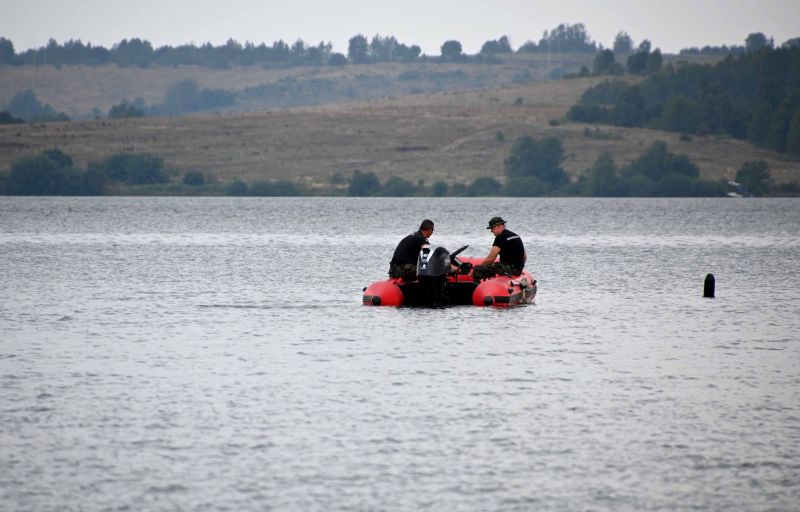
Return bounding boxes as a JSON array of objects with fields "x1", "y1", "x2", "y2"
[{"x1": 703, "y1": 273, "x2": 715, "y2": 298}]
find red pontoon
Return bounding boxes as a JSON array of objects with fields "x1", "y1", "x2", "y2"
[{"x1": 363, "y1": 245, "x2": 536, "y2": 308}]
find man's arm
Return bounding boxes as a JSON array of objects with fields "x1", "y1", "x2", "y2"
[{"x1": 481, "y1": 246, "x2": 500, "y2": 265}]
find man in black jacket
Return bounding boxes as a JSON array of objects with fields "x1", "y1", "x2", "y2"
[
  {"x1": 474, "y1": 216, "x2": 526, "y2": 280},
  {"x1": 389, "y1": 219, "x2": 434, "y2": 281}
]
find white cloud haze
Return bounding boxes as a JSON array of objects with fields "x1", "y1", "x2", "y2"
[{"x1": 2, "y1": 0, "x2": 798, "y2": 54}]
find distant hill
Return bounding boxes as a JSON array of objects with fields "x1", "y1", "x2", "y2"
[
  {"x1": 2, "y1": 71, "x2": 797, "y2": 191},
  {"x1": 0, "y1": 53, "x2": 724, "y2": 119}
]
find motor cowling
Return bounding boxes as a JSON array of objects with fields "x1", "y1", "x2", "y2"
[{"x1": 417, "y1": 245, "x2": 451, "y2": 278}]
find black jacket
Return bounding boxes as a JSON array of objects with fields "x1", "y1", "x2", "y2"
[{"x1": 390, "y1": 231, "x2": 428, "y2": 265}]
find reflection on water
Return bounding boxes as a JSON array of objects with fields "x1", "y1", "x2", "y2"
[{"x1": 1, "y1": 197, "x2": 799, "y2": 511}]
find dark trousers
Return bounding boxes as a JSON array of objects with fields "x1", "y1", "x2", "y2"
[
  {"x1": 389, "y1": 263, "x2": 418, "y2": 281},
  {"x1": 473, "y1": 263, "x2": 522, "y2": 281}
]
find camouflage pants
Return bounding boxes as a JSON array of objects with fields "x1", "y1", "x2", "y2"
[
  {"x1": 389, "y1": 263, "x2": 418, "y2": 281},
  {"x1": 473, "y1": 262, "x2": 522, "y2": 281}
]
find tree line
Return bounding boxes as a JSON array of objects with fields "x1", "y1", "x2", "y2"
[
  {"x1": 0, "y1": 150, "x2": 169, "y2": 195},
  {"x1": 7, "y1": 24, "x2": 785, "y2": 70},
  {"x1": 2, "y1": 135, "x2": 793, "y2": 197},
  {"x1": 567, "y1": 44, "x2": 800, "y2": 156},
  {"x1": 0, "y1": 25, "x2": 599, "y2": 69},
  {"x1": 335, "y1": 134, "x2": 789, "y2": 198},
  {"x1": 1, "y1": 79, "x2": 235, "y2": 122}
]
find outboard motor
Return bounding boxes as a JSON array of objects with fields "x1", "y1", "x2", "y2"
[
  {"x1": 417, "y1": 245, "x2": 451, "y2": 278},
  {"x1": 416, "y1": 244, "x2": 451, "y2": 306}
]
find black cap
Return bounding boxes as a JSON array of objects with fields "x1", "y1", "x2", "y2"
[{"x1": 486, "y1": 216, "x2": 506, "y2": 229}]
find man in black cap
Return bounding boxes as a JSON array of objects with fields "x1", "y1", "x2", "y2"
[
  {"x1": 474, "y1": 216, "x2": 526, "y2": 281},
  {"x1": 389, "y1": 219, "x2": 434, "y2": 281}
]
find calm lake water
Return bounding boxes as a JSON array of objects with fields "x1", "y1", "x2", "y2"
[{"x1": 1, "y1": 197, "x2": 799, "y2": 511}]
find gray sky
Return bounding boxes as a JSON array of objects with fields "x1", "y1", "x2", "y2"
[{"x1": 3, "y1": 0, "x2": 799, "y2": 55}]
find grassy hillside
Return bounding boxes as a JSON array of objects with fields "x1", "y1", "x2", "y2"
[
  {"x1": 0, "y1": 52, "x2": 722, "y2": 117},
  {"x1": 3, "y1": 74, "x2": 798, "y2": 190},
  {"x1": 2, "y1": 50, "x2": 797, "y2": 192}
]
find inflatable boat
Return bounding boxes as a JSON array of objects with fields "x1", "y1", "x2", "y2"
[{"x1": 362, "y1": 245, "x2": 536, "y2": 308}]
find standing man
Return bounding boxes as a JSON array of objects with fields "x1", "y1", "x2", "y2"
[
  {"x1": 474, "y1": 216, "x2": 526, "y2": 280},
  {"x1": 389, "y1": 219, "x2": 434, "y2": 281}
]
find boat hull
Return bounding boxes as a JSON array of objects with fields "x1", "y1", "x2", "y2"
[{"x1": 363, "y1": 257, "x2": 536, "y2": 308}]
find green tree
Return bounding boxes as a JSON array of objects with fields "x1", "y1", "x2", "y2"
[
  {"x1": 42, "y1": 148, "x2": 73, "y2": 168},
  {"x1": 623, "y1": 174, "x2": 656, "y2": 196},
  {"x1": 158, "y1": 80, "x2": 233, "y2": 115},
  {"x1": 504, "y1": 135, "x2": 568, "y2": 188},
  {"x1": 481, "y1": 36, "x2": 512, "y2": 54},
  {"x1": 183, "y1": 171, "x2": 206, "y2": 186},
  {"x1": 431, "y1": 180, "x2": 448, "y2": 196},
  {"x1": 162, "y1": 79, "x2": 198, "y2": 114},
  {"x1": 747, "y1": 102, "x2": 773, "y2": 145},
  {"x1": 108, "y1": 101, "x2": 145, "y2": 119},
  {"x1": 503, "y1": 176, "x2": 549, "y2": 196},
  {"x1": 784, "y1": 110, "x2": 800, "y2": 155},
  {"x1": 0, "y1": 110, "x2": 23, "y2": 124},
  {"x1": 661, "y1": 95, "x2": 701, "y2": 133},
  {"x1": 440, "y1": 40, "x2": 463, "y2": 60},
  {"x1": 585, "y1": 152, "x2": 625, "y2": 196},
  {"x1": 0, "y1": 37, "x2": 15, "y2": 64},
  {"x1": 593, "y1": 49, "x2": 621, "y2": 75},
  {"x1": 623, "y1": 141, "x2": 699, "y2": 181},
  {"x1": 647, "y1": 48, "x2": 663, "y2": 74},
  {"x1": 466, "y1": 176, "x2": 502, "y2": 196},
  {"x1": 225, "y1": 178, "x2": 248, "y2": 196},
  {"x1": 248, "y1": 181, "x2": 272, "y2": 196},
  {"x1": 5, "y1": 150, "x2": 103, "y2": 195},
  {"x1": 538, "y1": 23, "x2": 597, "y2": 53},
  {"x1": 348, "y1": 35, "x2": 369, "y2": 63},
  {"x1": 612, "y1": 86, "x2": 645, "y2": 127},
  {"x1": 655, "y1": 173, "x2": 694, "y2": 196},
  {"x1": 380, "y1": 176, "x2": 417, "y2": 196},
  {"x1": 289, "y1": 39, "x2": 307, "y2": 65},
  {"x1": 699, "y1": 86, "x2": 736, "y2": 134},
  {"x1": 347, "y1": 170, "x2": 381, "y2": 196},
  {"x1": 369, "y1": 35, "x2": 398, "y2": 61},
  {"x1": 5, "y1": 89, "x2": 64, "y2": 122},
  {"x1": 745, "y1": 32, "x2": 772, "y2": 53},
  {"x1": 111, "y1": 38, "x2": 154, "y2": 67},
  {"x1": 95, "y1": 153, "x2": 168, "y2": 185},
  {"x1": 626, "y1": 51, "x2": 648, "y2": 74},
  {"x1": 766, "y1": 93, "x2": 800, "y2": 151},
  {"x1": 613, "y1": 31, "x2": 634, "y2": 54},
  {"x1": 736, "y1": 160, "x2": 770, "y2": 196},
  {"x1": 328, "y1": 53, "x2": 347, "y2": 66},
  {"x1": 691, "y1": 179, "x2": 727, "y2": 196},
  {"x1": 249, "y1": 179, "x2": 300, "y2": 196}
]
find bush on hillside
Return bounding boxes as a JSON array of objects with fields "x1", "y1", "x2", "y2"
[
  {"x1": 348, "y1": 170, "x2": 381, "y2": 196},
  {"x1": 91, "y1": 153, "x2": 168, "y2": 185},
  {"x1": 431, "y1": 180, "x2": 448, "y2": 197},
  {"x1": 225, "y1": 179, "x2": 248, "y2": 196},
  {"x1": 379, "y1": 176, "x2": 417, "y2": 196},
  {"x1": 3, "y1": 149, "x2": 104, "y2": 195},
  {"x1": 736, "y1": 160, "x2": 770, "y2": 196},
  {"x1": 504, "y1": 135, "x2": 569, "y2": 190},
  {"x1": 183, "y1": 171, "x2": 206, "y2": 186},
  {"x1": 249, "y1": 179, "x2": 300, "y2": 196},
  {"x1": 466, "y1": 176, "x2": 502, "y2": 196},
  {"x1": 577, "y1": 144, "x2": 725, "y2": 197}
]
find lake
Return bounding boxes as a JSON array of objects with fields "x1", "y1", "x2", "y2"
[{"x1": 1, "y1": 197, "x2": 798, "y2": 511}]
